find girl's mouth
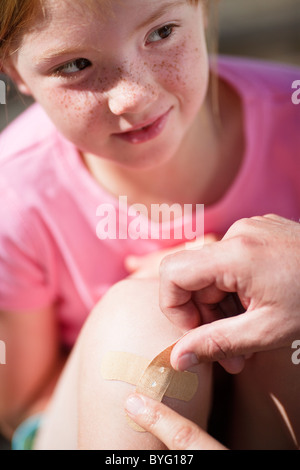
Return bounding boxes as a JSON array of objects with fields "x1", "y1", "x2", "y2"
[{"x1": 113, "y1": 108, "x2": 172, "y2": 144}]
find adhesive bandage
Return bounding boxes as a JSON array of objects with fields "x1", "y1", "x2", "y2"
[{"x1": 101, "y1": 343, "x2": 199, "y2": 432}]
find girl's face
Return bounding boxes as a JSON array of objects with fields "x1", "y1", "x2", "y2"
[{"x1": 9, "y1": 0, "x2": 209, "y2": 169}]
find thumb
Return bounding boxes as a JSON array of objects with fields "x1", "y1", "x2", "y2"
[
  {"x1": 170, "y1": 307, "x2": 280, "y2": 371},
  {"x1": 125, "y1": 394, "x2": 227, "y2": 450}
]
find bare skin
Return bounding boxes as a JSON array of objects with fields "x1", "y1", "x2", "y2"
[
  {"x1": 34, "y1": 280, "x2": 213, "y2": 450},
  {"x1": 1, "y1": 0, "x2": 298, "y2": 451},
  {"x1": 0, "y1": 0, "x2": 243, "y2": 446},
  {"x1": 153, "y1": 214, "x2": 300, "y2": 449},
  {"x1": 159, "y1": 215, "x2": 300, "y2": 367}
]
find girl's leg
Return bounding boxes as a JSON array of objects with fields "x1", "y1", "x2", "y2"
[
  {"x1": 229, "y1": 347, "x2": 300, "y2": 450},
  {"x1": 35, "y1": 279, "x2": 213, "y2": 450},
  {"x1": 33, "y1": 344, "x2": 80, "y2": 450}
]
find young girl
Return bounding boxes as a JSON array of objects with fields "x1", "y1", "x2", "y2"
[{"x1": 0, "y1": 0, "x2": 299, "y2": 450}]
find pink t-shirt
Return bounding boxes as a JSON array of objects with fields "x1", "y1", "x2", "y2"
[{"x1": 0, "y1": 56, "x2": 299, "y2": 347}]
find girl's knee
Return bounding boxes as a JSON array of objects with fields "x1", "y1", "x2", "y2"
[{"x1": 77, "y1": 278, "x2": 213, "y2": 449}]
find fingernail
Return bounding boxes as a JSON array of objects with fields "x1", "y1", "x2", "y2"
[
  {"x1": 125, "y1": 395, "x2": 146, "y2": 416},
  {"x1": 176, "y1": 353, "x2": 199, "y2": 371}
]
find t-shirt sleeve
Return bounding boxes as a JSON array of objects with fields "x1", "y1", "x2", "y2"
[{"x1": 0, "y1": 187, "x2": 55, "y2": 312}]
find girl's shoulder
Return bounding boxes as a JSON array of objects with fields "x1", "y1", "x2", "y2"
[{"x1": 0, "y1": 103, "x2": 76, "y2": 195}]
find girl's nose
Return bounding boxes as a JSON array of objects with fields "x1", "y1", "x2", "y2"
[{"x1": 107, "y1": 73, "x2": 159, "y2": 116}]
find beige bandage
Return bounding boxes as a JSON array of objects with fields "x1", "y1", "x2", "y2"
[{"x1": 101, "y1": 343, "x2": 198, "y2": 432}]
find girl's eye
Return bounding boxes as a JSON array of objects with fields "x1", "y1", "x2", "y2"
[
  {"x1": 54, "y1": 58, "x2": 92, "y2": 76},
  {"x1": 147, "y1": 24, "x2": 177, "y2": 44}
]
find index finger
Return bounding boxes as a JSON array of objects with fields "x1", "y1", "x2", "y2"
[
  {"x1": 159, "y1": 240, "x2": 243, "y2": 330},
  {"x1": 125, "y1": 394, "x2": 227, "y2": 450}
]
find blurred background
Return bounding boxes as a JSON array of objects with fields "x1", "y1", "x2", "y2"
[
  {"x1": 0, "y1": 0, "x2": 300, "y2": 451},
  {"x1": 218, "y1": 0, "x2": 300, "y2": 65},
  {"x1": 0, "y1": 0, "x2": 299, "y2": 132}
]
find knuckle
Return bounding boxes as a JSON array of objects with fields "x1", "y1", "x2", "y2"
[
  {"x1": 205, "y1": 327, "x2": 233, "y2": 361},
  {"x1": 159, "y1": 257, "x2": 168, "y2": 280},
  {"x1": 235, "y1": 233, "x2": 253, "y2": 249},
  {"x1": 263, "y1": 213, "x2": 279, "y2": 219},
  {"x1": 226, "y1": 217, "x2": 250, "y2": 236},
  {"x1": 250, "y1": 215, "x2": 265, "y2": 223},
  {"x1": 172, "y1": 424, "x2": 200, "y2": 450},
  {"x1": 159, "y1": 253, "x2": 175, "y2": 279},
  {"x1": 142, "y1": 408, "x2": 163, "y2": 429},
  {"x1": 232, "y1": 233, "x2": 261, "y2": 256}
]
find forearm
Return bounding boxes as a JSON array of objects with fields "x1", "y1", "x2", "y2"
[{"x1": 0, "y1": 307, "x2": 63, "y2": 437}]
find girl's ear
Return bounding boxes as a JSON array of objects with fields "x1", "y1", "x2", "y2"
[{"x1": 1, "y1": 60, "x2": 32, "y2": 96}]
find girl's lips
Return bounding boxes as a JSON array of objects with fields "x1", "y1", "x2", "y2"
[{"x1": 113, "y1": 109, "x2": 172, "y2": 144}]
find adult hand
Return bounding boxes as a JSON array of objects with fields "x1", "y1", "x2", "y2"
[
  {"x1": 159, "y1": 215, "x2": 300, "y2": 373},
  {"x1": 125, "y1": 394, "x2": 227, "y2": 450}
]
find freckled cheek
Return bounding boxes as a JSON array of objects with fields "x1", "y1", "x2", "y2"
[
  {"x1": 39, "y1": 88, "x2": 109, "y2": 132},
  {"x1": 154, "y1": 47, "x2": 209, "y2": 102}
]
